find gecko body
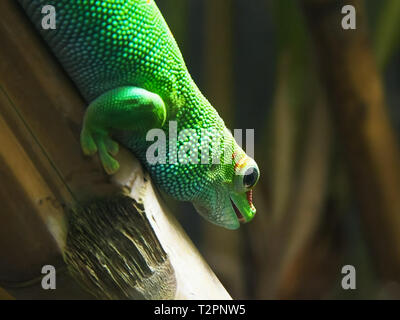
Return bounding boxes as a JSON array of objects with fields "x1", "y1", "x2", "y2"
[{"x1": 18, "y1": 0, "x2": 259, "y2": 229}]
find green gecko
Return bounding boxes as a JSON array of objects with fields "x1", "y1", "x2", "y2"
[{"x1": 18, "y1": 0, "x2": 260, "y2": 229}]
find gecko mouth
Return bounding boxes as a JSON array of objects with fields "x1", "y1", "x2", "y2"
[
  {"x1": 230, "y1": 190, "x2": 254, "y2": 224},
  {"x1": 231, "y1": 199, "x2": 246, "y2": 223}
]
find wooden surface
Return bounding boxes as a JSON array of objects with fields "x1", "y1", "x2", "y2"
[{"x1": 0, "y1": 0, "x2": 231, "y2": 300}]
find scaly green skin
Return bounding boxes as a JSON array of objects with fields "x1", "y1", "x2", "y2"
[{"x1": 19, "y1": 0, "x2": 260, "y2": 229}]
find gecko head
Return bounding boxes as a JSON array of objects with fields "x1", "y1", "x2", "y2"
[{"x1": 193, "y1": 148, "x2": 259, "y2": 230}]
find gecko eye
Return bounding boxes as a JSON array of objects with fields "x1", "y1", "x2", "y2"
[
  {"x1": 233, "y1": 159, "x2": 260, "y2": 193},
  {"x1": 243, "y1": 167, "x2": 259, "y2": 189}
]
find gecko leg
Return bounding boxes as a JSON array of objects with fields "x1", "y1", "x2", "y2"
[{"x1": 80, "y1": 86, "x2": 166, "y2": 174}]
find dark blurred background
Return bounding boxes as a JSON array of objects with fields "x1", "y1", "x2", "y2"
[{"x1": 156, "y1": 0, "x2": 400, "y2": 299}]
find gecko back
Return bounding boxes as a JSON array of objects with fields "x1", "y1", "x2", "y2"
[{"x1": 18, "y1": 0, "x2": 190, "y2": 103}]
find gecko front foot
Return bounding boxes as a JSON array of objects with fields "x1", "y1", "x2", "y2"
[{"x1": 80, "y1": 86, "x2": 166, "y2": 175}]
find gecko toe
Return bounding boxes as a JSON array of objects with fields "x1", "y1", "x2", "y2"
[
  {"x1": 104, "y1": 136, "x2": 119, "y2": 156},
  {"x1": 95, "y1": 134, "x2": 120, "y2": 175},
  {"x1": 80, "y1": 127, "x2": 98, "y2": 156}
]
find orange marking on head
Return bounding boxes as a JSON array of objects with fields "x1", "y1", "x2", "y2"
[
  {"x1": 236, "y1": 157, "x2": 248, "y2": 170},
  {"x1": 234, "y1": 155, "x2": 248, "y2": 172}
]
